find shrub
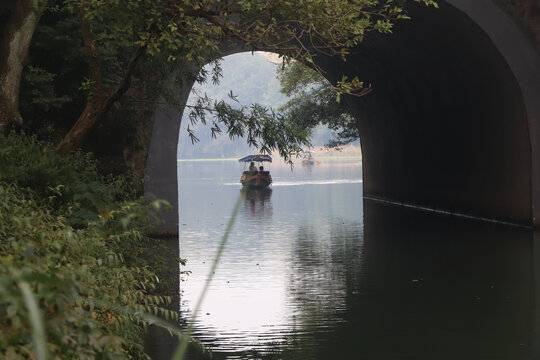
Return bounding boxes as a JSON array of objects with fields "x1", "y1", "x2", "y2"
[
  {"x1": 0, "y1": 132, "x2": 177, "y2": 359},
  {"x1": 0, "y1": 131, "x2": 138, "y2": 228}
]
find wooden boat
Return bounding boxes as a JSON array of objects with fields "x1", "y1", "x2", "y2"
[
  {"x1": 238, "y1": 154, "x2": 273, "y2": 189},
  {"x1": 302, "y1": 150, "x2": 318, "y2": 165}
]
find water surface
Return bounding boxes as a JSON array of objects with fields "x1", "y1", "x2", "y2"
[{"x1": 178, "y1": 158, "x2": 540, "y2": 359}]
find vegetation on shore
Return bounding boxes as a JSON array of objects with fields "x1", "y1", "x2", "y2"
[{"x1": 0, "y1": 131, "x2": 178, "y2": 359}]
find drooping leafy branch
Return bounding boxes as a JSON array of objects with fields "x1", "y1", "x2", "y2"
[
  {"x1": 186, "y1": 90, "x2": 311, "y2": 162},
  {"x1": 278, "y1": 60, "x2": 359, "y2": 148},
  {"x1": 56, "y1": 0, "x2": 436, "y2": 156}
]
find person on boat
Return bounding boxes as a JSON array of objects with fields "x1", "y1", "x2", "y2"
[
  {"x1": 259, "y1": 166, "x2": 264, "y2": 172},
  {"x1": 249, "y1": 162, "x2": 257, "y2": 172}
]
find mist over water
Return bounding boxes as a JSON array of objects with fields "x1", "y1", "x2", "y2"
[{"x1": 177, "y1": 158, "x2": 540, "y2": 360}]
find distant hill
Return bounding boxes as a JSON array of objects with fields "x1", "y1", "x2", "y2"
[{"x1": 177, "y1": 52, "x2": 359, "y2": 159}]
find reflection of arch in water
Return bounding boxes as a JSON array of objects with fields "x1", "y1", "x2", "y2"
[
  {"x1": 356, "y1": 201, "x2": 536, "y2": 359},
  {"x1": 532, "y1": 232, "x2": 540, "y2": 358},
  {"x1": 282, "y1": 201, "x2": 539, "y2": 360},
  {"x1": 355, "y1": 202, "x2": 536, "y2": 359},
  {"x1": 240, "y1": 188, "x2": 273, "y2": 219},
  {"x1": 287, "y1": 220, "x2": 363, "y2": 338}
]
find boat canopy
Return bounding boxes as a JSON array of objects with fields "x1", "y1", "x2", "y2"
[
  {"x1": 302, "y1": 150, "x2": 314, "y2": 158},
  {"x1": 238, "y1": 154, "x2": 272, "y2": 163}
]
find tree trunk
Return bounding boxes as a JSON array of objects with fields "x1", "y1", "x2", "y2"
[
  {"x1": 56, "y1": 95, "x2": 106, "y2": 154},
  {"x1": 0, "y1": 0, "x2": 46, "y2": 127},
  {"x1": 56, "y1": 45, "x2": 146, "y2": 155},
  {"x1": 56, "y1": 7, "x2": 146, "y2": 155}
]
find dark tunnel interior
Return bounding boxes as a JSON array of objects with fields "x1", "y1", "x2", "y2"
[{"x1": 317, "y1": 1, "x2": 531, "y2": 225}]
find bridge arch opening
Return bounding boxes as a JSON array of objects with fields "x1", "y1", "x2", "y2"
[
  {"x1": 146, "y1": 0, "x2": 540, "y2": 235},
  {"x1": 175, "y1": 50, "x2": 363, "y2": 218},
  {"x1": 321, "y1": 1, "x2": 533, "y2": 225}
]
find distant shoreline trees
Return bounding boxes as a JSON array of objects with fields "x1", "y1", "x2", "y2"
[{"x1": 278, "y1": 60, "x2": 360, "y2": 149}]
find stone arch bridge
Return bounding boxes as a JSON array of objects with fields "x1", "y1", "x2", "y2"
[{"x1": 144, "y1": 0, "x2": 540, "y2": 233}]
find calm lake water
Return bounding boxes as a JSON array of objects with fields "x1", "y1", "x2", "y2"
[{"x1": 177, "y1": 158, "x2": 540, "y2": 360}]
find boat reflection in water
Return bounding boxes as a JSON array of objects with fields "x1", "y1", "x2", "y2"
[{"x1": 241, "y1": 188, "x2": 273, "y2": 219}]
